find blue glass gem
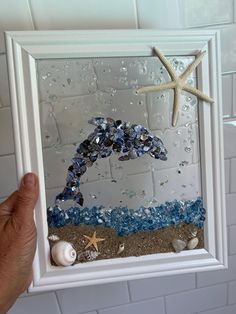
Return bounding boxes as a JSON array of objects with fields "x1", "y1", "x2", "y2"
[{"x1": 48, "y1": 197, "x2": 206, "y2": 236}]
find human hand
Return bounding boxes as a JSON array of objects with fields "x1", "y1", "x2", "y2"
[{"x1": 0, "y1": 173, "x2": 39, "y2": 314}]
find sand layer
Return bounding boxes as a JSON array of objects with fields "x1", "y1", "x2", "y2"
[{"x1": 48, "y1": 223, "x2": 204, "y2": 265}]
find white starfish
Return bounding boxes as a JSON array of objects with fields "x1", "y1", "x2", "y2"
[{"x1": 137, "y1": 47, "x2": 214, "y2": 127}]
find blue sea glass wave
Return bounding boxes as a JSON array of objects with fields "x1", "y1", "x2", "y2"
[{"x1": 47, "y1": 197, "x2": 205, "y2": 236}]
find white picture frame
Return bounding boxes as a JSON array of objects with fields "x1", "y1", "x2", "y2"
[{"x1": 5, "y1": 29, "x2": 227, "y2": 292}]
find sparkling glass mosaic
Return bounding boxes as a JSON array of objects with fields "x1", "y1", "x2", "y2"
[{"x1": 37, "y1": 55, "x2": 205, "y2": 264}]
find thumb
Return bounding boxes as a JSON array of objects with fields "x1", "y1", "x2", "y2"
[{"x1": 14, "y1": 173, "x2": 39, "y2": 222}]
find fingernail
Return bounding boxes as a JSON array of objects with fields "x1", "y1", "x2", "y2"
[{"x1": 23, "y1": 173, "x2": 36, "y2": 189}]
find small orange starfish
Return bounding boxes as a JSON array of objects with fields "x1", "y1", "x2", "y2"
[{"x1": 83, "y1": 231, "x2": 105, "y2": 251}]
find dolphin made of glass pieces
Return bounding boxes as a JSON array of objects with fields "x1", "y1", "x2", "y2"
[{"x1": 55, "y1": 117, "x2": 168, "y2": 206}]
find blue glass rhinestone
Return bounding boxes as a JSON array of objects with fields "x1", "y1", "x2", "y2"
[{"x1": 48, "y1": 197, "x2": 206, "y2": 236}]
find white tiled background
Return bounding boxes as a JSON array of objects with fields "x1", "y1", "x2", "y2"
[
  {"x1": 38, "y1": 55, "x2": 200, "y2": 209},
  {"x1": 0, "y1": 0, "x2": 236, "y2": 313}
]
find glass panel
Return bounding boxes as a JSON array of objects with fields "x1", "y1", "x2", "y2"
[{"x1": 37, "y1": 55, "x2": 204, "y2": 265}]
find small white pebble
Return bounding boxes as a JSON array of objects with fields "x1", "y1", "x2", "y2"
[
  {"x1": 172, "y1": 239, "x2": 186, "y2": 253},
  {"x1": 187, "y1": 237, "x2": 199, "y2": 250},
  {"x1": 48, "y1": 234, "x2": 60, "y2": 241}
]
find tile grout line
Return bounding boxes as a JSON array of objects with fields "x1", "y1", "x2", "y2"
[
  {"x1": 163, "y1": 295, "x2": 167, "y2": 314},
  {"x1": 0, "y1": 152, "x2": 15, "y2": 158},
  {"x1": 233, "y1": 73, "x2": 235, "y2": 117},
  {"x1": 225, "y1": 157, "x2": 233, "y2": 161},
  {"x1": 26, "y1": 0, "x2": 37, "y2": 30},
  {"x1": 178, "y1": 0, "x2": 186, "y2": 28},
  {"x1": 133, "y1": 0, "x2": 140, "y2": 29},
  {"x1": 0, "y1": 105, "x2": 11, "y2": 111},
  {"x1": 45, "y1": 168, "x2": 152, "y2": 192},
  {"x1": 194, "y1": 280, "x2": 236, "y2": 290},
  {"x1": 81, "y1": 299, "x2": 131, "y2": 313},
  {"x1": 227, "y1": 280, "x2": 230, "y2": 305},
  {"x1": 233, "y1": 0, "x2": 235, "y2": 23},
  {"x1": 222, "y1": 72, "x2": 236, "y2": 76},
  {"x1": 227, "y1": 226, "x2": 231, "y2": 256},
  {"x1": 75, "y1": 311, "x2": 99, "y2": 314},
  {"x1": 45, "y1": 160, "x2": 203, "y2": 192},
  {"x1": 231, "y1": 72, "x2": 234, "y2": 117},
  {"x1": 194, "y1": 272, "x2": 198, "y2": 289},
  {"x1": 127, "y1": 281, "x2": 133, "y2": 302},
  {"x1": 195, "y1": 302, "x2": 229, "y2": 314},
  {"x1": 222, "y1": 70, "x2": 236, "y2": 75},
  {"x1": 54, "y1": 291, "x2": 63, "y2": 314},
  {"x1": 112, "y1": 285, "x2": 198, "y2": 304},
  {"x1": 144, "y1": 92, "x2": 151, "y2": 130},
  {"x1": 223, "y1": 116, "x2": 236, "y2": 122},
  {"x1": 151, "y1": 169, "x2": 156, "y2": 198},
  {"x1": 133, "y1": 281, "x2": 233, "y2": 302},
  {"x1": 108, "y1": 151, "x2": 115, "y2": 180},
  {"x1": 93, "y1": 295, "x2": 168, "y2": 313},
  {"x1": 39, "y1": 84, "x2": 170, "y2": 102},
  {"x1": 185, "y1": 21, "x2": 234, "y2": 29},
  {"x1": 0, "y1": 105, "x2": 11, "y2": 110}
]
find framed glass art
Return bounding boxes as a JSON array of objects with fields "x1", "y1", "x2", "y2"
[{"x1": 5, "y1": 30, "x2": 227, "y2": 292}]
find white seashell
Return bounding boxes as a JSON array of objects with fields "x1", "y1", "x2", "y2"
[
  {"x1": 77, "y1": 250, "x2": 99, "y2": 262},
  {"x1": 48, "y1": 234, "x2": 60, "y2": 241},
  {"x1": 190, "y1": 227, "x2": 198, "y2": 238},
  {"x1": 187, "y1": 237, "x2": 199, "y2": 250},
  {"x1": 172, "y1": 239, "x2": 186, "y2": 253},
  {"x1": 51, "y1": 241, "x2": 76, "y2": 266},
  {"x1": 117, "y1": 243, "x2": 125, "y2": 255}
]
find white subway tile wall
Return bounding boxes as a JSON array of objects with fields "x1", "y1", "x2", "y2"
[
  {"x1": 136, "y1": 0, "x2": 182, "y2": 29},
  {"x1": 56, "y1": 282, "x2": 130, "y2": 314},
  {"x1": 229, "y1": 225, "x2": 236, "y2": 255},
  {"x1": 0, "y1": 54, "x2": 11, "y2": 107},
  {"x1": 228, "y1": 280, "x2": 236, "y2": 304},
  {"x1": 98, "y1": 297, "x2": 165, "y2": 314},
  {"x1": 0, "y1": 107, "x2": 14, "y2": 155},
  {"x1": 30, "y1": 0, "x2": 138, "y2": 30},
  {"x1": 230, "y1": 158, "x2": 236, "y2": 192},
  {"x1": 165, "y1": 284, "x2": 227, "y2": 314},
  {"x1": 0, "y1": 0, "x2": 236, "y2": 313},
  {"x1": 0, "y1": 0, "x2": 34, "y2": 53},
  {"x1": 224, "y1": 121, "x2": 236, "y2": 159},
  {"x1": 226, "y1": 193, "x2": 236, "y2": 225},
  {"x1": 233, "y1": 74, "x2": 236, "y2": 115},
  {"x1": 222, "y1": 74, "x2": 233, "y2": 117},
  {"x1": 216, "y1": 25, "x2": 236, "y2": 73},
  {"x1": 182, "y1": 0, "x2": 234, "y2": 27},
  {"x1": 7, "y1": 293, "x2": 61, "y2": 314},
  {"x1": 225, "y1": 159, "x2": 230, "y2": 193},
  {"x1": 193, "y1": 304, "x2": 236, "y2": 314},
  {"x1": 234, "y1": 0, "x2": 236, "y2": 23},
  {"x1": 129, "y1": 273, "x2": 196, "y2": 301},
  {"x1": 197, "y1": 255, "x2": 236, "y2": 287},
  {"x1": 0, "y1": 154, "x2": 17, "y2": 198}
]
